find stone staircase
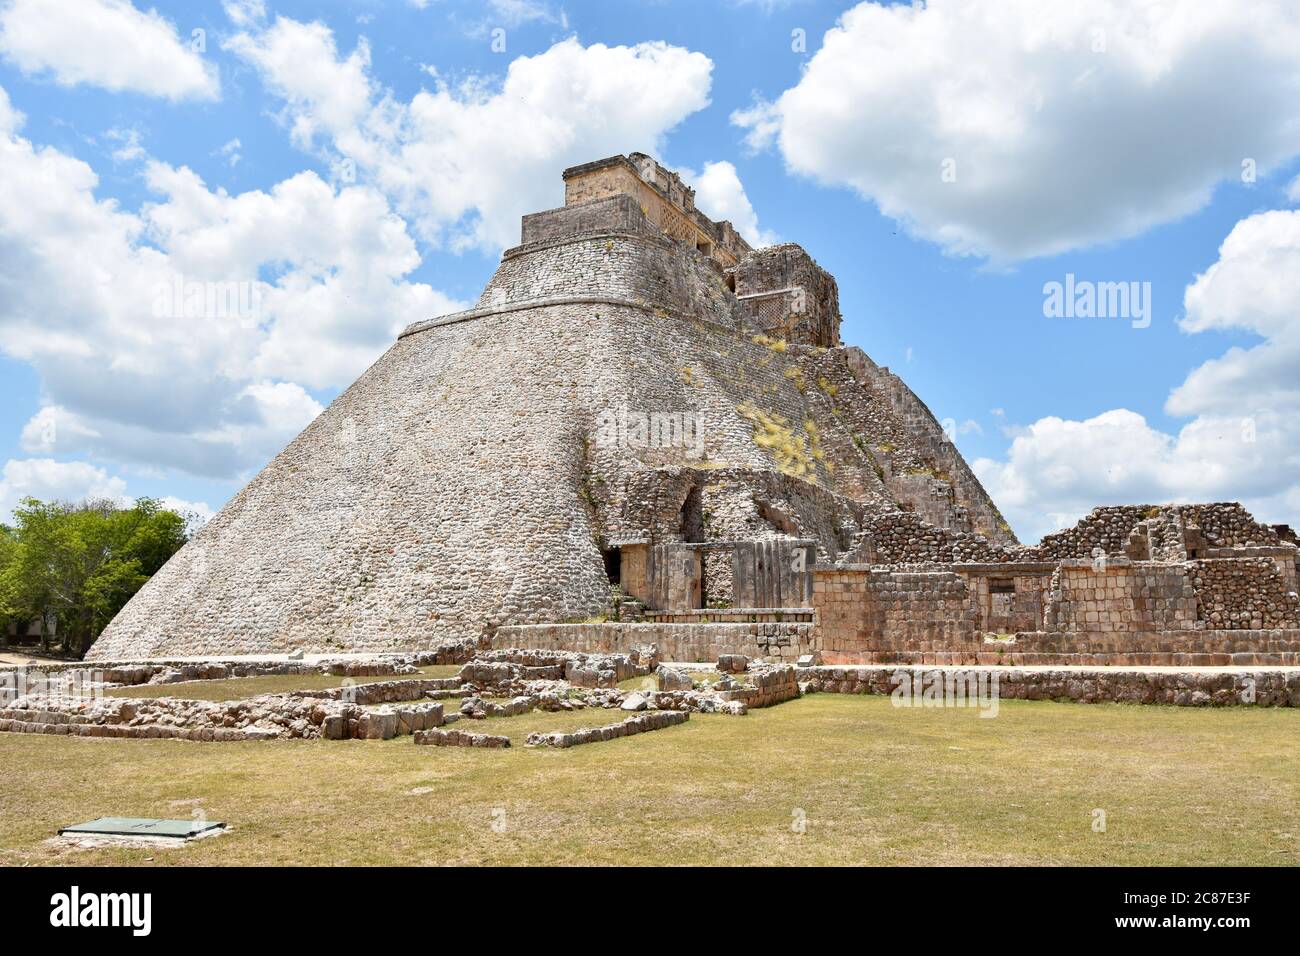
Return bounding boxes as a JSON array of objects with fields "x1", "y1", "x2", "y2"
[{"x1": 609, "y1": 586, "x2": 647, "y2": 622}]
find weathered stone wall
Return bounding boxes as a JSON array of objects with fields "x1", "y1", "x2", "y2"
[
  {"x1": 562, "y1": 153, "x2": 752, "y2": 267},
  {"x1": 803, "y1": 664, "x2": 1300, "y2": 707},
  {"x1": 812, "y1": 567, "x2": 978, "y2": 663},
  {"x1": 1189, "y1": 557, "x2": 1300, "y2": 629},
  {"x1": 1026, "y1": 502, "x2": 1286, "y2": 559},
  {"x1": 493, "y1": 621, "x2": 813, "y2": 663},
  {"x1": 1000, "y1": 628, "x2": 1300, "y2": 666},
  {"x1": 520, "y1": 194, "x2": 653, "y2": 246},
  {"x1": 792, "y1": 346, "x2": 1013, "y2": 546},
  {"x1": 839, "y1": 348, "x2": 1016, "y2": 546},
  {"x1": 960, "y1": 564, "x2": 1054, "y2": 635},
  {"x1": 483, "y1": 231, "x2": 736, "y2": 328},
  {"x1": 525, "y1": 709, "x2": 689, "y2": 748},
  {"x1": 733, "y1": 243, "x2": 841, "y2": 347},
  {"x1": 840, "y1": 510, "x2": 1009, "y2": 566},
  {"x1": 1044, "y1": 558, "x2": 1199, "y2": 633}
]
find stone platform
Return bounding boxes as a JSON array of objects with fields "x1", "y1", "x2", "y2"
[{"x1": 800, "y1": 663, "x2": 1300, "y2": 707}]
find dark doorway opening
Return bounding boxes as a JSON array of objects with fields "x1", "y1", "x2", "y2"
[
  {"x1": 602, "y1": 547, "x2": 621, "y2": 585},
  {"x1": 680, "y1": 485, "x2": 704, "y2": 542}
]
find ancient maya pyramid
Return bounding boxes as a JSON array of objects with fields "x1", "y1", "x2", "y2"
[{"x1": 90, "y1": 153, "x2": 1018, "y2": 659}]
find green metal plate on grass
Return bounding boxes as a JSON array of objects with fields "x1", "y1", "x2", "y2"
[{"x1": 58, "y1": 817, "x2": 225, "y2": 839}]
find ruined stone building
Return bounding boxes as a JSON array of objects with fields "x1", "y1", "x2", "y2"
[{"x1": 90, "y1": 155, "x2": 1300, "y2": 667}]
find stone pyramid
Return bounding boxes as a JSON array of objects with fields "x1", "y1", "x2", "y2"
[{"x1": 90, "y1": 154, "x2": 1012, "y2": 659}]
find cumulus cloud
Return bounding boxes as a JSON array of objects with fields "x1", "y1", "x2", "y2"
[
  {"x1": 227, "y1": 20, "x2": 715, "y2": 250},
  {"x1": 159, "y1": 495, "x2": 215, "y2": 527},
  {"x1": 0, "y1": 458, "x2": 214, "y2": 526},
  {"x1": 0, "y1": 0, "x2": 219, "y2": 101},
  {"x1": 0, "y1": 84, "x2": 461, "y2": 481},
  {"x1": 682, "y1": 161, "x2": 777, "y2": 247},
  {"x1": 222, "y1": 0, "x2": 266, "y2": 28},
  {"x1": 976, "y1": 208, "x2": 1300, "y2": 541},
  {"x1": 734, "y1": 0, "x2": 1300, "y2": 261},
  {"x1": 0, "y1": 458, "x2": 129, "y2": 522}
]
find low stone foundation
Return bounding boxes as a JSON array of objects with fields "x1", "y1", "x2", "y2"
[
  {"x1": 833, "y1": 628, "x2": 1300, "y2": 667},
  {"x1": 0, "y1": 644, "x2": 477, "y2": 705},
  {"x1": 414, "y1": 728, "x2": 511, "y2": 748},
  {"x1": 525, "y1": 710, "x2": 689, "y2": 748},
  {"x1": 802, "y1": 665, "x2": 1300, "y2": 707},
  {"x1": 493, "y1": 622, "x2": 813, "y2": 663},
  {"x1": 0, "y1": 686, "x2": 447, "y2": 741},
  {"x1": 715, "y1": 664, "x2": 800, "y2": 708}
]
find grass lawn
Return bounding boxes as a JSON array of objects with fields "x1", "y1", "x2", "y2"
[
  {"x1": 102, "y1": 665, "x2": 462, "y2": 701},
  {"x1": 1, "y1": 694, "x2": 1297, "y2": 866}
]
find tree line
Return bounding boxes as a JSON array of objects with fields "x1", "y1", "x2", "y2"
[{"x1": 0, "y1": 497, "x2": 191, "y2": 658}]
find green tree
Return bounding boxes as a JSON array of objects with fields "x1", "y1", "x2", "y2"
[
  {"x1": 1, "y1": 497, "x2": 190, "y2": 657},
  {"x1": 0, "y1": 523, "x2": 21, "y2": 636}
]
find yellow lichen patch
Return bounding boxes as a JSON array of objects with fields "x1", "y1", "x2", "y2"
[
  {"x1": 737, "y1": 402, "x2": 817, "y2": 480},
  {"x1": 784, "y1": 366, "x2": 807, "y2": 392},
  {"x1": 751, "y1": 333, "x2": 788, "y2": 353},
  {"x1": 817, "y1": 375, "x2": 839, "y2": 397},
  {"x1": 679, "y1": 366, "x2": 698, "y2": 387}
]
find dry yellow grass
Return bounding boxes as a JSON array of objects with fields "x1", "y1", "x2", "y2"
[{"x1": 1, "y1": 693, "x2": 1297, "y2": 866}]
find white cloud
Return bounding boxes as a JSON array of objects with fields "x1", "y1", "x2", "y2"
[
  {"x1": 682, "y1": 161, "x2": 777, "y2": 247},
  {"x1": 0, "y1": 459, "x2": 214, "y2": 527},
  {"x1": 976, "y1": 208, "x2": 1300, "y2": 541},
  {"x1": 408, "y1": 0, "x2": 561, "y2": 31},
  {"x1": 0, "y1": 0, "x2": 219, "y2": 101},
  {"x1": 225, "y1": 17, "x2": 373, "y2": 153},
  {"x1": 0, "y1": 458, "x2": 129, "y2": 522},
  {"x1": 228, "y1": 20, "x2": 714, "y2": 251},
  {"x1": 1287, "y1": 174, "x2": 1300, "y2": 203},
  {"x1": 222, "y1": 0, "x2": 265, "y2": 28},
  {"x1": 159, "y1": 495, "x2": 215, "y2": 526},
  {"x1": 0, "y1": 83, "x2": 462, "y2": 482},
  {"x1": 734, "y1": 0, "x2": 1300, "y2": 261},
  {"x1": 216, "y1": 137, "x2": 242, "y2": 167},
  {"x1": 105, "y1": 127, "x2": 145, "y2": 164},
  {"x1": 480, "y1": 0, "x2": 558, "y2": 28}
]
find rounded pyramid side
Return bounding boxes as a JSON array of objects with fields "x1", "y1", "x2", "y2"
[{"x1": 88, "y1": 305, "x2": 616, "y2": 659}]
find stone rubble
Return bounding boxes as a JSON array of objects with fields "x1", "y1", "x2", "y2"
[
  {"x1": 414, "y1": 728, "x2": 511, "y2": 748},
  {"x1": 525, "y1": 709, "x2": 689, "y2": 748}
]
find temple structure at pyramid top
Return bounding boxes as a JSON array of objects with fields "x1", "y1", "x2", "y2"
[{"x1": 560, "y1": 153, "x2": 754, "y2": 266}]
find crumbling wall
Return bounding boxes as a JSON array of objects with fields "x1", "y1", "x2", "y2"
[
  {"x1": 839, "y1": 510, "x2": 1010, "y2": 566},
  {"x1": 811, "y1": 568, "x2": 978, "y2": 662},
  {"x1": 733, "y1": 243, "x2": 841, "y2": 347},
  {"x1": 1027, "y1": 503, "x2": 1286, "y2": 559},
  {"x1": 493, "y1": 621, "x2": 813, "y2": 663},
  {"x1": 1189, "y1": 557, "x2": 1300, "y2": 629},
  {"x1": 482, "y1": 230, "x2": 736, "y2": 328},
  {"x1": 1044, "y1": 559, "x2": 1199, "y2": 633},
  {"x1": 561, "y1": 154, "x2": 752, "y2": 267},
  {"x1": 798, "y1": 346, "x2": 1015, "y2": 545},
  {"x1": 960, "y1": 565, "x2": 1055, "y2": 634}
]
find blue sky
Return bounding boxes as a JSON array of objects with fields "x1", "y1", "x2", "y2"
[{"x1": 1, "y1": 0, "x2": 1299, "y2": 542}]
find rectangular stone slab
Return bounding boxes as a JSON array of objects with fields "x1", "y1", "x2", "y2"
[{"x1": 58, "y1": 817, "x2": 225, "y2": 840}]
